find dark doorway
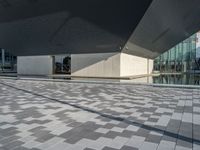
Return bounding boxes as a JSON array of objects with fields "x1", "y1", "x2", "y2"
[{"x1": 54, "y1": 55, "x2": 71, "y2": 74}]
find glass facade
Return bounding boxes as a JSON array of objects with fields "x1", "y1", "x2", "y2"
[
  {"x1": 0, "y1": 49, "x2": 17, "y2": 72},
  {"x1": 154, "y1": 34, "x2": 197, "y2": 73}
]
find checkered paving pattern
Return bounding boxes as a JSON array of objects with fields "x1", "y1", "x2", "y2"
[{"x1": 0, "y1": 79, "x2": 200, "y2": 150}]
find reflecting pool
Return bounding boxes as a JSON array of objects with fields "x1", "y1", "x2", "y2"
[
  {"x1": 126, "y1": 74, "x2": 200, "y2": 85},
  {"x1": 152, "y1": 74, "x2": 200, "y2": 85}
]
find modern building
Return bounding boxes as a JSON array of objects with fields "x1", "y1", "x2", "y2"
[
  {"x1": 154, "y1": 34, "x2": 197, "y2": 73},
  {"x1": 17, "y1": 32, "x2": 200, "y2": 76},
  {"x1": 1, "y1": 1, "x2": 200, "y2": 77}
]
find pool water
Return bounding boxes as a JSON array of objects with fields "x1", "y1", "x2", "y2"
[
  {"x1": 0, "y1": 72, "x2": 200, "y2": 86},
  {"x1": 127, "y1": 74, "x2": 200, "y2": 85},
  {"x1": 153, "y1": 74, "x2": 200, "y2": 85}
]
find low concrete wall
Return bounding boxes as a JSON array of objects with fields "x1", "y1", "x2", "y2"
[
  {"x1": 17, "y1": 53, "x2": 153, "y2": 78},
  {"x1": 71, "y1": 52, "x2": 153, "y2": 77},
  {"x1": 17, "y1": 56, "x2": 53, "y2": 75},
  {"x1": 71, "y1": 53, "x2": 121, "y2": 77}
]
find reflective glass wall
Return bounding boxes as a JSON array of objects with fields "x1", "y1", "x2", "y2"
[
  {"x1": 0, "y1": 49, "x2": 17, "y2": 72},
  {"x1": 154, "y1": 34, "x2": 197, "y2": 73}
]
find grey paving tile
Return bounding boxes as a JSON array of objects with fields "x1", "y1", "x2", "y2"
[
  {"x1": 102, "y1": 147, "x2": 118, "y2": 150},
  {"x1": 145, "y1": 134, "x2": 161, "y2": 144},
  {"x1": 157, "y1": 140, "x2": 176, "y2": 150},
  {"x1": 2, "y1": 140, "x2": 24, "y2": 150},
  {"x1": 120, "y1": 146, "x2": 138, "y2": 150},
  {"x1": 0, "y1": 135, "x2": 20, "y2": 145},
  {"x1": 0, "y1": 79, "x2": 199, "y2": 150},
  {"x1": 13, "y1": 146, "x2": 31, "y2": 150},
  {"x1": 84, "y1": 148, "x2": 95, "y2": 150},
  {"x1": 139, "y1": 141, "x2": 158, "y2": 150}
]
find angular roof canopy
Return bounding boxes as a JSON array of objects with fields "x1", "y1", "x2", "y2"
[{"x1": 0, "y1": 0, "x2": 200, "y2": 58}]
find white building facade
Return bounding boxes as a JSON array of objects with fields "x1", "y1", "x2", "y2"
[{"x1": 17, "y1": 52, "x2": 153, "y2": 77}]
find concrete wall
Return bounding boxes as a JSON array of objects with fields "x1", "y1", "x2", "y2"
[
  {"x1": 120, "y1": 53, "x2": 153, "y2": 77},
  {"x1": 71, "y1": 53, "x2": 120, "y2": 77},
  {"x1": 17, "y1": 53, "x2": 153, "y2": 77},
  {"x1": 71, "y1": 52, "x2": 153, "y2": 77},
  {"x1": 17, "y1": 56, "x2": 53, "y2": 75}
]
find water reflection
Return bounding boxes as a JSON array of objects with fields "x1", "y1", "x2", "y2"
[
  {"x1": 152, "y1": 74, "x2": 200, "y2": 85},
  {"x1": 125, "y1": 74, "x2": 200, "y2": 85},
  {"x1": 74, "y1": 74, "x2": 200, "y2": 86}
]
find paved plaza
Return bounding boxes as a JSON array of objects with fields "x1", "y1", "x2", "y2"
[{"x1": 0, "y1": 79, "x2": 200, "y2": 150}]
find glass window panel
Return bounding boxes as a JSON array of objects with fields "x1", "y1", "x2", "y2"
[{"x1": 154, "y1": 33, "x2": 197, "y2": 72}]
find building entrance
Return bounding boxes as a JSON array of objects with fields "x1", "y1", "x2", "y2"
[{"x1": 53, "y1": 55, "x2": 71, "y2": 74}]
